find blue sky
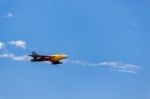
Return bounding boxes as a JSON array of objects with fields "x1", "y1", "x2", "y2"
[{"x1": 0, "y1": 0, "x2": 150, "y2": 99}]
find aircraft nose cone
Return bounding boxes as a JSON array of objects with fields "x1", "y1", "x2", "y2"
[{"x1": 64, "y1": 55, "x2": 68, "y2": 59}]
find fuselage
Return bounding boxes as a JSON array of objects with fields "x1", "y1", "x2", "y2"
[
  {"x1": 50, "y1": 54, "x2": 68, "y2": 62},
  {"x1": 30, "y1": 53, "x2": 68, "y2": 64}
]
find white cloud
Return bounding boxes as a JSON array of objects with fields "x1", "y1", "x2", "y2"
[
  {"x1": 0, "y1": 53, "x2": 30, "y2": 61},
  {"x1": 0, "y1": 40, "x2": 29, "y2": 60},
  {"x1": 5, "y1": 12, "x2": 13, "y2": 18},
  {"x1": 131, "y1": 22, "x2": 137, "y2": 26},
  {"x1": 9, "y1": 40, "x2": 26, "y2": 49},
  {"x1": 0, "y1": 42, "x2": 5, "y2": 49},
  {"x1": 66, "y1": 60, "x2": 140, "y2": 74}
]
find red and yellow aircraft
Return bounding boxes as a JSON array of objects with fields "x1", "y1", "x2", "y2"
[{"x1": 29, "y1": 51, "x2": 68, "y2": 64}]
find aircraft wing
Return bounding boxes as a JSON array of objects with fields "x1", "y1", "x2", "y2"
[
  {"x1": 36, "y1": 55, "x2": 50, "y2": 57},
  {"x1": 29, "y1": 55, "x2": 51, "y2": 59},
  {"x1": 52, "y1": 61, "x2": 63, "y2": 64}
]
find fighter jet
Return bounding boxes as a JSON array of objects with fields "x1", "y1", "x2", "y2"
[{"x1": 29, "y1": 51, "x2": 68, "y2": 64}]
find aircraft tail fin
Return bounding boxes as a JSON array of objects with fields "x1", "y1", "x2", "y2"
[{"x1": 32, "y1": 51, "x2": 38, "y2": 56}]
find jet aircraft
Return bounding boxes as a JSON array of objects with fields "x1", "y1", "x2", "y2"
[{"x1": 29, "y1": 51, "x2": 68, "y2": 64}]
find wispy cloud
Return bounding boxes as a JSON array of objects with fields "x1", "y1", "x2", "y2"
[
  {"x1": 131, "y1": 22, "x2": 137, "y2": 26},
  {"x1": 0, "y1": 42, "x2": 5, "y2": 50},
  {"x1": 99, "y1": 61, "x2": 140, "y2": 73},
  {"x1": 0, "y1": 40, "x2": 141, "y2": 74},
  {"x1": 0, "y1": 52, "x2": 140, "y2": 73},
  {"x1": 66, "y1": 60, "x2": 140, "y2": 74},
  {"x1": 8, "y1": 40, "x2": 26, "y2": 49},
  {"x1": 0, "y1": 53, "x2": 30, "y2": 61}
]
